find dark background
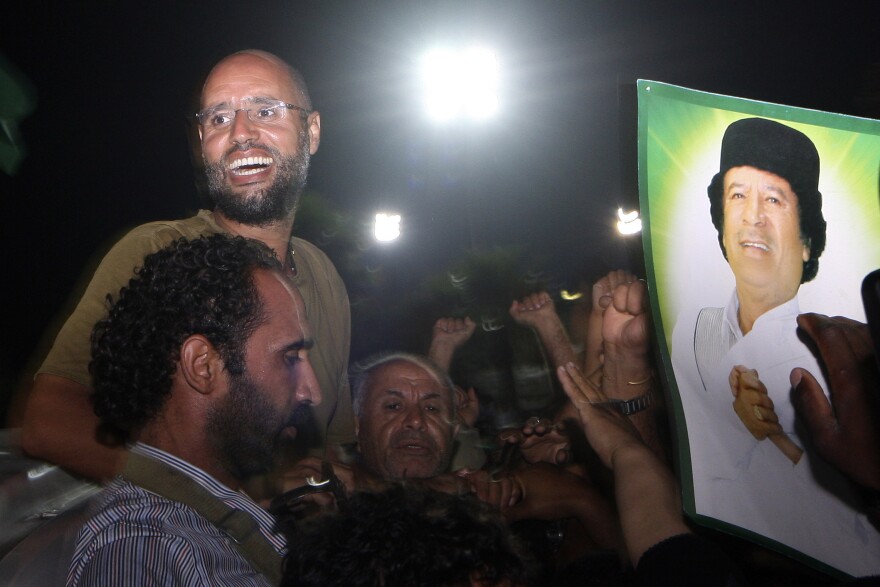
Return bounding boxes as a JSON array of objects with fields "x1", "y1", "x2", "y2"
[{"x1": 2, "y1": 0, "x2": 879, "y2": 418}]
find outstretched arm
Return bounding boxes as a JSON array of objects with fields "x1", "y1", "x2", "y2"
[
  {"x1": 598, "y1": 278, "x2": 664, "y2": 457},
  {"x1": 509, "y1": 292, "x2": 578, "y2": 369},
  {"x1": 791, "y1": 313, "x2": 880, "y2": 491},
  {"x1": 556, "y1": 362, "x2": 689, "y2": 566},
  {"x1": 507, "y1": 292, "x2": 574, "y2": 463},
  {"x1": 428, "y1": 316, "x2": 476, "y2": 372}
]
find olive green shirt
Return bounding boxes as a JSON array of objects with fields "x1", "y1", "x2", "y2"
[{"x1": 38, "y1": 210, "x2": 354, "y2": 450}]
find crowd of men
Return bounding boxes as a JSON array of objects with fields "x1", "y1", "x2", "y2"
[{"x1": 3, "y1": 48, "x2": 880, "y2": 586}]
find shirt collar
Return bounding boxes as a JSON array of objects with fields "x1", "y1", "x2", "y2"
[{"x1": 723, "y1": 290, "x2": 800, "y2": 341}]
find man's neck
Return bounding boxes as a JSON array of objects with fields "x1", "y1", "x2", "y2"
[
  {"x1": 138, "y1": 422, "x2": 241, "y2": 490},
  {"x1": 213, "y1": 212, "x2": 295, "y2": 263},
  {"x1": 735, "y1": 282, "x2": 797, "y2": 335}
]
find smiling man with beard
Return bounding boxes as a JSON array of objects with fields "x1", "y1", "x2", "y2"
[
  {"x1": 66, "y1": 235, "x2": 321, "y2": 586},
  {"x1": 22, "y1": 50, "x2": 353, "y2": 487}
]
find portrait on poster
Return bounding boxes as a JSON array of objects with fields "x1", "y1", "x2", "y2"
[{"x1": 638, "y1": 80, "x2": 880, "y2": 577}]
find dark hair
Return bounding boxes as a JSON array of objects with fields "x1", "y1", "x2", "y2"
[
  {"x1": 707, "y1": 118, "x2": 826, "y2": 283},
  {"x1": 281, "y1": 485, "x2": 533, "y2": 587},
  {"x1": 89, "y1": 234, "x2": 281, "y2": 429}
]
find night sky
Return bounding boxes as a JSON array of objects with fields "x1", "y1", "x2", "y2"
[{"x1": 2, "y1": 0, "x2": 879, "y2": 411}]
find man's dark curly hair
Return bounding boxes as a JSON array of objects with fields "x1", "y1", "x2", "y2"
[
  {"x1": 281, "y1": 485, "x2": 534, "y2": 587},
  {"x1": 89, "y1": 234, "x2": 281, "y2": 430}
]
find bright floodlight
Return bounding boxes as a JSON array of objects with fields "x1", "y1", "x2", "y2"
[
  {"x1": 422, "y1": 47, "x2": 499, "y2": 122},
  {"x1": 616, "y1": 207, "x2": 642, "y2": 235},
  {"x1": 374, "y1": 213, "x2": 401, "y2": 242}
]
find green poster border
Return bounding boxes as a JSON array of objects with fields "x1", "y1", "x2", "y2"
[{"x1": 637, "y1": 80, "x2": 880, "y2": 579}]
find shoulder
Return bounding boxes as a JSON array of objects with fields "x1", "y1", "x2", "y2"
[
  {"x1": 71, "y1": 482, "x2": 249, "y2": 586},
  {"x1": 108, "y1": 212, "x2": 221, "y2": 261},
  {"x1": 87, "y1": 212, "x2": 218, "y2": 281},
  {"x1": 82, "y1": 480, "x2": 217, "y2": 540},
  {"x1": 290, "y1": 237, "x2": 341, "y2": 275},
  {"x1": 290, "y1": 236, "x2": 348, "y2": 295}
]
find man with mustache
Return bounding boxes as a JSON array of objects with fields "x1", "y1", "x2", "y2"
[
  {"x1": 671, "y1": 118, "x2": 880, "y2": 576},
  {"x1": 352, "y1": 353, "x2": 461, "y2": 482},
  {"x1": 66, "y1": 235, "x2": 320, "y2": 586},
  {"x1": 21, "y1": 50, "x2": 352, "y2": 487},
  {"x1": 677, "y1": 117, "x2": 828, "y2": 460},
  {"x1": 333, "y1": 352, "x2": 623, "y2": 561}
]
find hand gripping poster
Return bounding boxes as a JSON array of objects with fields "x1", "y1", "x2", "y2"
[{"x1": 638, "y1": 80, "x2": 880, "y2": 577}]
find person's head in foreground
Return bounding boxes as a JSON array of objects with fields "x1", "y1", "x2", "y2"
[
  {"x1": 281, "y1": 485, "x2": 533, "y2": 586},
  {"x1": 89, "y1": 233, "x2": 321, "y2": 485}
]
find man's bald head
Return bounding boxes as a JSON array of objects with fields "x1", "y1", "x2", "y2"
[{"x1": 201, "y1": 50, "x2": 312, "y2": 111}]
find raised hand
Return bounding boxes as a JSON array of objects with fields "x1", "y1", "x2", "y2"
[
  {"x1": 509, "y1": 291, "x2": 558, "y2": 330},
  {"x1": 586, "y1": 270, "x2": 640, "y2": 373},
  {"x1": 428, "y1": 316, "x2": 476, "y2": 371},
  {"x1": 600, "y1": 276, "x2": 650, "y2": 356},
  {"x1": 509, "y1": 291, "x2": 578, "y2": 370},
  {"x1": 792, "y1": 313, "x2": 880, "y2": 490}
]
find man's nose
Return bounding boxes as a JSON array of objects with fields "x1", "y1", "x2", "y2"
[
  {"x1": 744, "y1": 195, "x2": 765, "y2": 225},
  {"x1": 403, "y1": 406, "x2": 426, "y2": 430},
  {"x1": 294, "y1": 360, "x2": 322, "y2": 407},
  {"x1": 230, "y1": 110, "x2": 259, "y2": 145}
]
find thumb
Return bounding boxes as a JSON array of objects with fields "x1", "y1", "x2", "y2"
[{"x1": 791, "y1": 367, "x2": 835, "y2": 442}]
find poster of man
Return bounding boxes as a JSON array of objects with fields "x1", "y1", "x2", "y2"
[{"x1": 638, "y1": 80, "x2": 880, "y2": 577}]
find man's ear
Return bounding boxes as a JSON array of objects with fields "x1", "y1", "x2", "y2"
[
  {"x1": 179, "y1": 335, "x2": 222, "y2": 395},
  {"x1": 307, "y1": 110, "x2": 321, "y2": 155}
]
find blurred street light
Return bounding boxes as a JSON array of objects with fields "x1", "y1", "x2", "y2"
[
  {"x1": 421, "y1": 47, "x2": 499, "y2": 122},
  {"x1": 374, "y1": 212, "x2": 401, "y2": 242},
  {"x1": 616, "y1": 207, "x2": 642, "y2": 235}
]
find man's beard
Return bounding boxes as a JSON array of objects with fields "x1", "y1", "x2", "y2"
[
  {"x1": 205, "y1": 131, "x2": 310, "y2": 227},
  {"x1": 207, "y1": 369, "x2": 309, "y2": 481}
]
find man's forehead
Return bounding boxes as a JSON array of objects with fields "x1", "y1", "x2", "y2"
[
  {"x1": 255, "y1": 270, "x2": 310, "y2": 337},
  {"x1": 369, "y1": 360, "x2": 447, "y2": 392},
  {"x1": 723, "y1": 165, "x2": 794, "y2": 192},
  {"x1": 201, "y1": 53, "x2": 297, "y2": 108}
]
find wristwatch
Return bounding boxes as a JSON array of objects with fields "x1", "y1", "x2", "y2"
[{"x1": 613, "y1": 392, "x2": 652, "y2": 416}]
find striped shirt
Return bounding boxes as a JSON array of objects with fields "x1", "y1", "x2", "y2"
[{"x1": 66, "y1": 443, "x2": 286, "y2": 586}]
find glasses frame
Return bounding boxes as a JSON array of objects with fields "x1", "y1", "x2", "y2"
[{"x1": 195, "y1": 99, "x2": 311, "y2": 129}]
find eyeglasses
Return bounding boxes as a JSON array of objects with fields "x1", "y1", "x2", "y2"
[{"x1": 195, "y1": 99, "x2": 310, "y2": 130}]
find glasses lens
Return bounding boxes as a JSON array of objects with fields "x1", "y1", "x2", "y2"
[
  {"x1": 197, "y1": 108, "x2": 234, "y2": 128},
  {"x1": 248, "y1": 104, "x2": 284, "y2": 123}
]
